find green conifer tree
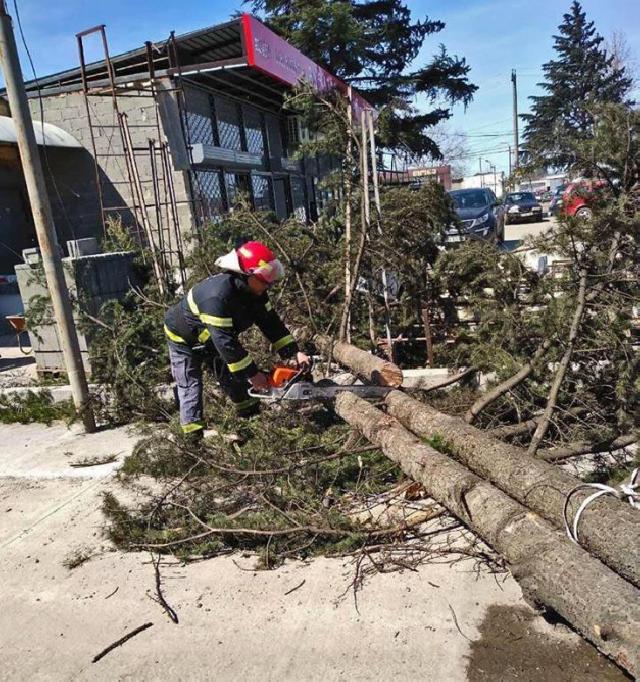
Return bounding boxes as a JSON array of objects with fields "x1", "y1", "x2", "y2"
[
  {"x1": 522, "y1": 1, "x2": 632, "y2": 168},
  {"x1": 248, "y1": 0, "x2": 477, "y2": 157}
]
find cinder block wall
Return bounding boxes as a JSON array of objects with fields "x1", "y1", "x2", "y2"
[{"x1": 28, "y1": 79, "x2": 196, "y2": 261}]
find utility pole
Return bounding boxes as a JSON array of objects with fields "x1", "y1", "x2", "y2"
[
  {"x1": 0, "y1": 2, "x2": 95, "y2": 432},
  {"x1": 479, "y1": 157, "x2": 483, "y2": 186},
  {"x1": 508, "y1": 144, "x2": 512, "y2": 175},
  {"x1": 511, "y1": 69, "x2": 519, "y2": 170}
]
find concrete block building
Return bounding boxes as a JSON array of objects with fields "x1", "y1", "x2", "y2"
[{"x1": 0, "y1": 14, "x2": 370, "y2": 277}]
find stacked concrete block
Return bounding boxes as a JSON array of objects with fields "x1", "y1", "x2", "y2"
[{"x1": 15, "y1": 250, "x2": 138, "y2": 376}]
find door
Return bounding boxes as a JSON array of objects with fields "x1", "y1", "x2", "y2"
[{"x1": 0, "y1": 187, "x2": 35, "y2": 274}]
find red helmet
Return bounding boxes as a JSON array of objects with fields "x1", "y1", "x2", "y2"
[{"x1": 237, "y1": 241, "x2": 285, "y2": 284}]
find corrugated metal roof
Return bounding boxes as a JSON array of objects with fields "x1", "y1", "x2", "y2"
[{"x1": 16, "y1": 18, "x2": 244, "y2": 93}]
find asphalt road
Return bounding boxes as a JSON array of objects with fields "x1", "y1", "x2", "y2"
[{"x1": 504, "y1": 214, "x2": 556, "y2": 243}]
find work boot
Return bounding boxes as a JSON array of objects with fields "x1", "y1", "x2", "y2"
[
  {"x1": 182, "y1": 428, "x2": 204, "y2": 445},
  {"x1": 235, "y1": 397, "x2": 261, "y2": 419}
]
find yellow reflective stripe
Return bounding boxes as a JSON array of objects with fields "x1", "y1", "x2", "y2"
[
  {"x1": 188, "y1": 289, "x2": 232, "y2": 329},
  {"x1": 228, "y1": 355, "x2": 253, "y2": 373},
  {"x1": 181, "y1": 421, "x2": 204, "y2": 433},
  {"x1": 164, "y1": 324, "x2": 187, "y2": 344},
  {"x1": 273, "y1": 334, "x2": 294, "y2": 352},
  {"x1": 198, "y1": 328, "x2": 211, "y2": 343},
  {"x1": 187, "y1": 288, "x2": 200, "y2": 316},
  {"x1": 200, "y1": 313, "x2": 233, "y2": 328},
  {"x1": 265, "y1": 301, "x2": 273, "y2": 312},
  {"x1": 235, "y1": 397, "x2": 260, "y2": 410}
]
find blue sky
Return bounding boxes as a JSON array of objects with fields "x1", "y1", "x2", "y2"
[{"x1": 3, "y1": 0, "x2": 638, "y2": 174}]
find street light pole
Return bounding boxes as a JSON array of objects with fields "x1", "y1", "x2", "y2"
[
  {"x1": 511, "y1": 69, "x2": 519, "y2": 169},
  {"x1": 0, "y1": 2, "x2": 95, "y2": 432},
  {"x1": 484, "y1": 159, "x2": 497, "y2": 195}
]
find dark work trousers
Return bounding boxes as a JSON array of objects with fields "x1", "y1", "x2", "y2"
[{"x1": 167, "y1": 340, "x2": 260, "y2": 432}]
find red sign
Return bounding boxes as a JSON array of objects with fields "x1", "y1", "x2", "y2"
[{"x1": 241, "y1": 14, "x2": 371, "y2": 117}]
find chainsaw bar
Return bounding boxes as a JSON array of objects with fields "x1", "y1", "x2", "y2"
[{"x1": 251, "y1": 381, "x2": 392, "y2": 402}]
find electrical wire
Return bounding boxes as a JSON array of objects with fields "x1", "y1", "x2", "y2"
[{"x1": 11, "y1": 0, "x2": 78, "y2": 241}]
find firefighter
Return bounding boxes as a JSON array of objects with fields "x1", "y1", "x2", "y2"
[{"x1": 164, "y1": 241, "x2": 311, "y2": 435}]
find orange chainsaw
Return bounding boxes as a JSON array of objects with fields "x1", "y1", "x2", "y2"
[{"x1": 249, "y1": 362, "x2": 392, "y2": 402}]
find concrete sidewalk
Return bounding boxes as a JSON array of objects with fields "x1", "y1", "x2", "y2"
[
  {"x1": 0, "y1": 335, "x2": 37, "y2": 388},
  {"x1": 0, "y1": 421, "x2": 624, "y2": 680}
]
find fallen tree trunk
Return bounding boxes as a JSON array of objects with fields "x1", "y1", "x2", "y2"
[
  {"x1": 335, "y1": 392, "x2": 640, "y2": 676},
  {"x1": 384, "y1": 390, "x2": 640, "y2": 589},
  {"x1": 539, "y1": 434, "x2": 637, "y2": 462},
  {"x1": 314, "y1": 334, "x2": 403, "y2": 387}
]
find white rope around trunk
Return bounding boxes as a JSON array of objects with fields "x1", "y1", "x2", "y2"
[{"x1": 563, "y1": 468, "x2": 639, "y2": 544}]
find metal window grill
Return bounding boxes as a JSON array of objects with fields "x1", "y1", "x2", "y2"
[
  {"x1": 185, "y1": 110, "x2": 216, "y2": 146},
  {"x1": 252, "y1": 175, "x2": 273, "y2": 211},
  {"x1": 244, "y1": 108, "x2": 264, "y2": 155},
  {"x1": 291, "y1": 175, "x2": 307, "y2": 221},
  {"x1": 194, "y1": 169, "x2": 225, "y2": 222},
  {"x1": 215, "y1": 97, "x2": 242, "y2": 150},
  {"x1": 226, "y1": 172, "x2": 251, "y2": 207}
]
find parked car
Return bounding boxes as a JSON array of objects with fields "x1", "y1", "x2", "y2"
[
  {"x1": 446, "y1": 188, "x2": 505, "y2": 243},
  {"x1": 559, "y1": 179, "x2": 608, "y2": 219},
  {"x1": 548, "y1": 184, "x2": 567, "y2": 216},
  {"x1": 503, "y1": 191, "x2": 544, "y2": 224}
]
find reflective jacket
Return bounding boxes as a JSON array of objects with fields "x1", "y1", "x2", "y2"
[{"x1": 164, "y1": 272, "x2": 298, "y2": 379}]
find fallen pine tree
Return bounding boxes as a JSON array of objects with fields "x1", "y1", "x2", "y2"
[
  {"x1": 384, "y1": 390, "x2": 640, "y2": 590},
  {"x1": 334, "y1": 391, "x2": 640, "y2": 677},
  {"x1": 318, "y1": 337, "x2": 640, "y2": 590}
]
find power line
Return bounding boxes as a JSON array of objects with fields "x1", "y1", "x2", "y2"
[{"x1": 11, "y1": 0, "x2": 78, "y2": 240}]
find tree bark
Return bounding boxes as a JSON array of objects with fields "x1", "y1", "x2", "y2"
[
  {"x1": 314, "y1": 334, "x2": 403, "y2": 387},
  {"x1": 465, "y1": 339, "x2": 552, "y2": 424},
  {"x1": 528, "y1": 269, "x2": 589, "y2": 455},
  {"x1": 384, "y1": 390, "x2": 640, "y2": 589},
  {"x1": 540, "y1": 434, "x2": 637, "y2": 462},
  {"x1": 335, "y1": 392, "x2": 640, "y2": 677}
]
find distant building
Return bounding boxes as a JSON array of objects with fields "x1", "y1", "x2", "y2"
[
  {"x1": 0, "y1": 14, "x2": 371, "y2": 275},
  {"x1": 517, "y1": 172, "x2": 568, "y2": 195},
  {"x1": 380, "y1": 164, "x2": 452, "y2": 191},
  {"x1": 408, "y1": 166, "x2": 452, "y2": 190},
  {"x1": 451, "y1": 171, "x2": 505, "y2": 198}
]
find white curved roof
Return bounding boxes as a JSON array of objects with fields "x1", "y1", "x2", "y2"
[{"x1": 0, "y1": 115, "x2": 82, "y2": 148}]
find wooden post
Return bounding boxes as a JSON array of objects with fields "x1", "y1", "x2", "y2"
[
  {"x1": 366, "y1": 109, "x2": 394, "y2": 360},
  {"x1": 421, "y1": 305, "x2": 434, "y2": 367},
  {"x1": 340, "y1": 86, "x2": 354, "y2": 342},
  {"x1": 0, "y1": 3, "x2": 95, "y2": 432}
]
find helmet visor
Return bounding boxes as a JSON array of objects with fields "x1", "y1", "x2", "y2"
[{"x1": 252, "y1": 258, "x2": 285, "y2": 284}]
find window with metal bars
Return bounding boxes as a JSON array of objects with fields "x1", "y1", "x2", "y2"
[
  {"x1": 215, "y1": 97, "x2": 242, "y2": 151},
  {"x1": 193, "y1": 169, "x2": 225, "y2": 221},
  {"x1": 251, "y1": 175, "x2": 273, "y2": 212},
  {"x1": 243, "y1": 108, "x2": 265, "y2": 155},
  {"x1": 185, "y1": 110, "x2": 216, "y2": 146},
  {"x1": 290, "y1": 175, "x2": 307, "y2": 222},
  {"x1": 226, "y1": 172, "x2": 252, "y2": 208},
  {"x1": 183, "y1": 89, "x2": 217, "y2": 146}
]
